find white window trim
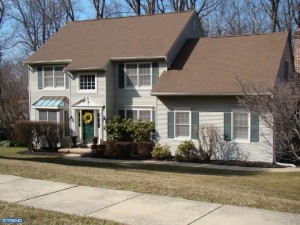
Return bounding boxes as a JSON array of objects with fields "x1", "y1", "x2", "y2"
[
  {"x1": 124, "y1": 107, "x2": 153, "y2": 121},
  {"x1": 39, "y1": 110, "x2": 59, "y2": 123},
  {"x1": 124, "y1": 62, "x2": 152, "y2": 90},
  {"x1": 232, "y1": 111, "x2": 251, "y2": 144},
  {"x1": 42, "y1": 66, "x2": 66, "y2": 90},
  {"x1": 174, "y1": 110, "x2": 191, "y2": 140},
  {"x1": 77, "y1": 72, "x2": 98, "y2": 93}
]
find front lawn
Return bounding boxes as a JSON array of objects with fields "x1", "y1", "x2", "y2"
[
  {"x1": 0, "y1": 201, "x2": 124, "y2": 225},
  {"x1": 0, "y1": 147, "x2": 299, "y2": 214}
]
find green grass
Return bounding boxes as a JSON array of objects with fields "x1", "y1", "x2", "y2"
[
  {"x1": 0, "y1": 147, "x2": 300, "y2": 214},
  {"x1": 0, "y1": 201, "x2": 124, "y2": 225}
]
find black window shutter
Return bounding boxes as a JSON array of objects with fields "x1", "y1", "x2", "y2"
[
  {"x1": 152, "y1": 110, "x2": 155, "y2": 122},
  {"x1": 119, "y1": 110, "x2": 125, "y2": 119},
  {"x1": 168, "y1": 111, "x2": 174, "y2": 138},
  {"x1": 191, "y1": 111, "x2": 199, "y2": 139},
  {"x1": 38, "y1": 67, "x2": 43, "y2": 89},
  {"x1": 119, "y1": 64, "x2": 125, "y2": 88},
  {"x1": 250, "y1": 113, "x2": 259, "y2": 142},
  {"x1": 224, "y1": 112, "x2": 232, "y2": 141},
  {"x1": 152, "y1": 63, "x2": 159, "y2": 86}
]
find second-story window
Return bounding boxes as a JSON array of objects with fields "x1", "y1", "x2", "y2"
[
  {"x1": 44, "y1": 66, "x2": 64, "y2": 88},
  {"x1": 78, "y1": 74, "x2": 97, "y2": 92},
  {"x1": 125, "y1": 63, "x2": 151, "y2": 88}
]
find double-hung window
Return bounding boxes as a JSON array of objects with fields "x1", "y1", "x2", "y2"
[
  {"x1": 175, "y1": 111, "x2": 190, "y2": 138},
  {"x1": 43, "y1": 66, "x2": 64, "y2": 88},
  {"x1": 232, "y1": 112, "x2": 249, "y2": 141},
  {"x1": 39, "y1": 110, "x2": 58, "y2": 123},
  {"x1": 78, "y1": 74, "x2": 97, "y2": 92},
  {"x1": 125, "y1": 63, "x2": 151, "y2": 88},
  {"x1": 125, "y1": 109, "x2": 152, "y2": 121}
]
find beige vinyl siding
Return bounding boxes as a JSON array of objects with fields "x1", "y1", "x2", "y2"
[
  {"x1": 167, "y1": 14, "x2": 204, "y2": 66},
  {"x1": 156, "y1": 96, "x2": 273, "y2": 162},
  {"x1": 70, "y1": 71, "x2": 106, "y2": 105},
  {"x1": 105, "y1": 62, "x2": 115, "y2": 120}
]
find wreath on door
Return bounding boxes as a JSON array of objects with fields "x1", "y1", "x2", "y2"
[{"x1": 82, "y1": 112, "x2": 93, "y2": 124}]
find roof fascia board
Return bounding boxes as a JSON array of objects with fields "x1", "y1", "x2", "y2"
[
  {"x1": 23, "y1": 59, "x2": 73, "y2": 65},
  {"x1": 66, "y1": 67, "x2": 105, "y2": 72},
  {"x1": 110, "y1": 56, "x2": 166, "y2": 61},
  {"x1": 151, "y1": 92, "x2": 271, "y2": 96}
]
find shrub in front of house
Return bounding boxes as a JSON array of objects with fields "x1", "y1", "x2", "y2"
[
  {"x1": 104, "y1": 116, "x2": 155, "y2": 158},
  {"x1": 175, "y1": 140, "x2": 198, "y2": 162},
  {"x1": 151, "y1": 144, "x2": 171, "y2": 160},
  {"x1": 104, "y1": 115, "x2": 132, "y2": 142},
  {"x1": 15, "y1": 121, "x2": 63, "y2": 151}
]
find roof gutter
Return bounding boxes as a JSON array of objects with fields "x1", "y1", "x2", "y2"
[
  {"x1": 150, "y1": 92, "x2": 272, "y2": 96},
  {"x1": 110, "y1": 56, "x2": 166, "y2": 61},
  {"x1": 65, "y1": 67, "x2": 105, "y2": 72},
  {"x1": 22, "y1": 59, "x2": 73, "y2": 65}
]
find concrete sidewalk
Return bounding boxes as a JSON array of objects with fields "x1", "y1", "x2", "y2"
[
  {"x1": 64, "y1": 153, "x2": 300, "y2": 172},
  {"x1": 0, "y1": 174, "x2": 299, "y2": 225}
]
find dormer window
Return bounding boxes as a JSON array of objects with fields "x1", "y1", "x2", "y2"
[{"x1": 125, "y1": 63, "x2": 151, "y2": 89}]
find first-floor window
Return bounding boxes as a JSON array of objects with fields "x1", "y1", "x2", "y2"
[
  {"x1": 39, "y1": 110, "x2": 58, "y2": 122},
  {"x1": 233, "y1": 112, "x2": 249, "y2": 140},
  {"x1": 175, "y1": 111, "x2": 190, "y2": 138},
  {"x1": 97, "y1": 113, "x2": 100, "y2": 128},
  {"x1": 125, "y1": 109, "x2": 152, "y2": 121}
]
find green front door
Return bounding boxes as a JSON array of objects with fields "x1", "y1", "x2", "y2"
[{"x1": 83, "y1": 111, "x2": 94, "y2": 143}]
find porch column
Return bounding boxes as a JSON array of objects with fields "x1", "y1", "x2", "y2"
[
  {"x1": 71, "y1": 109, "x2": 75, "y2": 136},
  {"x1": 79, "y1": 110, "x2": 82, "y2": 143},
  {"x1": 100, "y1": 108, "x2": 103, "y2": 141},
  {"x1": 93, "y1": 109, "x2": 97, "y2": 141}
]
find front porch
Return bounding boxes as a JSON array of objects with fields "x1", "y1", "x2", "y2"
[{"x1": 71, "y1": 97, "x2": 105, "y2": 145}]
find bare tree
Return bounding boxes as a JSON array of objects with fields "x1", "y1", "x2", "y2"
[
  {"x1": 124, "y1": 0, "x2": 141, "y2": 15},
  {"x1": 0, "y1": 0, "x2": 4, "y2": 25},
  {"x1": 9, "y1": 0, "x2": 71, "y2": 55},
  {"x1": 237, "y1": 77, "x2": 300, "y2": 162},
  {"x1": 0, "y1": 60, "x2": 29, "y2": 139},
  {"x1": 90, "y1": 0, "x2": 106, "y2": 19},
  {"x1": 61, "y1": 0, "x2": 76, "y2": 21}
]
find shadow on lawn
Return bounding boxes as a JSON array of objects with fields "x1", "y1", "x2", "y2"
[{"x1": 0, "y1": 151, "x2": 261, "y2": 177}]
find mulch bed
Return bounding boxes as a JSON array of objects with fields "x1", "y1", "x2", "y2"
[
  {"x1": 81, "y1": 152, "x2": 285, "y2": 168},
  {"x1": 19, "y1": 150, "x2": 67, "y2": 156}
]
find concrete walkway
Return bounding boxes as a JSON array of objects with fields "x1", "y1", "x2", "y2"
[
  {"x1": 63, "y1": 154, "x2": 300, "y2": 172},
  {"x1": 0, "y1": 174, "x2": 299, "y2": 225}
]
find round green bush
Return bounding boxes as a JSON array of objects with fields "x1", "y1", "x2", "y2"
[
  {"x1": 175, "y1": 140, "x2": 198, "y2": 162},
  {"x1": 151, "y1": 144, "x2": 171, "y2": 160}
]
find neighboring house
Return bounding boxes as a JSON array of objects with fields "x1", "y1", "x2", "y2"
[{"x1": 24, "y1": 10, "x2": 293, "y2": 163}]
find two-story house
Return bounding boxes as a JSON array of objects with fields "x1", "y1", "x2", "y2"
[{"x1": 24, "y1": 10, "x2": 293, "y2": 163}]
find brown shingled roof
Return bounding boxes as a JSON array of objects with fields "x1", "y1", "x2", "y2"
[
  {"x1": 151, "y1": 32, "x2": 289, "y2": 95},
  {"x1": 24, "y1": 11, "x2": 195, "y2": 71}
]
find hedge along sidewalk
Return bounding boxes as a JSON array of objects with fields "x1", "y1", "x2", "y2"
[{"x1": 63, "y1": 154, "x2": 300, "y2": 173}]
